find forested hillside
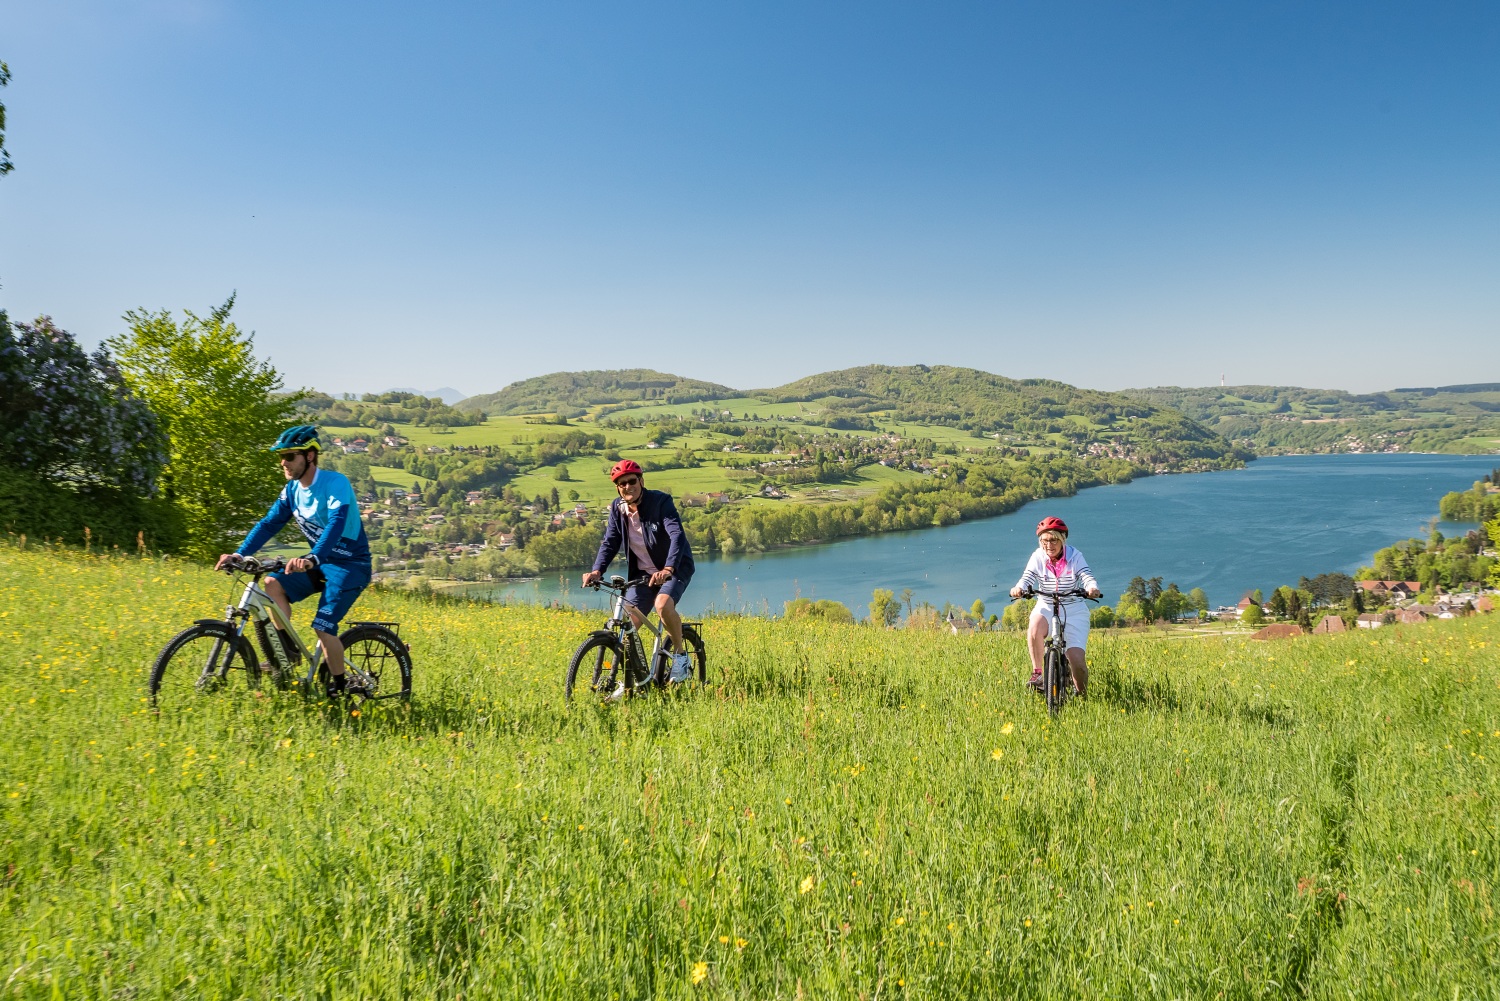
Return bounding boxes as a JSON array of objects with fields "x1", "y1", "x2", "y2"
[
  {"x1": 457, "y1": 370, "x2": 736, "y2": 416},
  {"x1": 1126, "y1": 384, "x2": 1500, "y2": 454}
]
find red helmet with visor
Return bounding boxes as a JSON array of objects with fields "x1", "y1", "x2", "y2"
[
  {"x1": 1035, "y1": 516, "x2": 1068, "y2": 537},
  {"x1": 609, "y1": 459, "x2": 644, "y2": 483}
]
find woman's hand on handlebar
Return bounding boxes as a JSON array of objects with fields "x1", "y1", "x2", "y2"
[
  {"x1": 1086, "y1": 587, "x2": 1102, "y2": 600},
  {"x1": 1009, "y1": 586, "x2": 1027, "y2": 599}
]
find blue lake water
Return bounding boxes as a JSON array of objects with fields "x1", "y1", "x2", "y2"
[{"x1": 464, "y1": 453, "x2": 1497, "y2": 616}]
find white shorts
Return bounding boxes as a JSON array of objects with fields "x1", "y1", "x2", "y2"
[{"x1": 1031, "y1": 603, "x2": 1090, "y2": 651}]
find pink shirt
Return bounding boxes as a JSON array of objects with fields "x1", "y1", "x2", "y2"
[{"x1": 625, "y1": 505, "x2": 659, "y2": 574}]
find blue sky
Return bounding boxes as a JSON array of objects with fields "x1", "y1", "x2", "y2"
[{"x1": 2, "y1": 1, "x2": 1496, "y2": 397}]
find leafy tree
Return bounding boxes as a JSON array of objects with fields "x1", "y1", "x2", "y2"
[
  {"x1": 1115, "y1": 593, "x2": 1146, "y2": 624},
  {"x1": 1297, "y1": 606, "x2": 1312, "y2": 629},
  {"x1": 1269, "y1": 588, "x2": 1288, "y2": 619},
  {"x1": 107, "y1": 296, "x2": 298, "y2": 560},
  {"x1": 1286, "y1": 589, "x2": 1302, "y2": 619},
  {"x1": 1187, "y1": 587, "x2": 1209, "y2": 613},
  {"x1": 785, "y1": 598, "x2": 855, "y2": 624},
  {"x1": 1090, "y1": 604, "x2": 1116, "y2": 628},
  {"x1": 970, "y1": 598, "x2": 985, "y2": 621},
  {"x1": 1241, "y1": 603, "x2": 1265, "y2": 626},
  {"x1": 1155, "y1": 583, "x2": 1187, "y2": 621},
  {"x1": 1489, "y1": 514, "x2": 1500, "y2": 588},
  {"x1": 1000, "y1": 597, "x2": 1034, "y2": 631},
  {"x1": 1300, "y1": 572, "x2": 1356, "y2": 607},
  {"x1": 0, "y1": 61, "x2": 12, "y2": 176},
  {"x1": 1351, "y1": 587, "x2": 1365, "y2": 613},
  {"x1": 869, "y1": 588, "x2": 900, "y2": 627},
  {"x1": 1123, "y1": 576, "x2": 1151, "y2": 621},
  {"x1": 0, "y1": 313, "x2": 164, "y2": 493}
]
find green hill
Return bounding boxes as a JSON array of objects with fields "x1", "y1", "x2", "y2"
[
  {"x1": 456, "y1": 370, "x2": 736, "y2": 416},
  {"x1": 454, "y1": 364, "x2": 1241, "y2": 464},
  {"x1": 759, "y1": 364, "x2": 1233, "y2": 460}
]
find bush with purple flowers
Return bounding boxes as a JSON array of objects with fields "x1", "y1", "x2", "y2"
[{"x1": 0, "y1": 311, "x2": 166, "y2": 494}]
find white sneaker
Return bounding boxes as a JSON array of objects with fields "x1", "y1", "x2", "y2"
[{"x1": 669, "y1": 652, "x2": 695, "y2": 684}]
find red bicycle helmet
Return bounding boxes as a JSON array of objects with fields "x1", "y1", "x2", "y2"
[
  {"x1": 1035, "y1": 516, "x2": 1068, "y2": 537},
  {"x1": 609, "y1": 459, "x2": 644, "y2": 482}
]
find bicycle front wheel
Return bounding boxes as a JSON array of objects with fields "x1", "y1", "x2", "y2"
[
  {"x1": 149, "y1": 622, "x2": 256, "y2": 708},
  {"x1": 566, "y1": 633, "x2": 626, "y2": 702},
  {"x1": 1043, "y1": 646, "x2": 1068, "y2": 715}
]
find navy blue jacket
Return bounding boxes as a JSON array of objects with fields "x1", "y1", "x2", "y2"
[{"x1": 591, "y1": 489, "x2": 695, "y2": 580}]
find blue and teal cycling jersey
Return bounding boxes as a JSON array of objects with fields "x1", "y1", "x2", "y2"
[{"x1": 236, "y1": 468, "x2": 372, "y2": 568}]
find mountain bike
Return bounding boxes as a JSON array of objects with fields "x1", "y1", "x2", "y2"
[
  {"x1": 1017, "y1": 587, "x2": 1097, "y2": 715},
  {"x1": 149, "y1": 555, "x2": 412, "y2": 707},
  {"x1": 565, "y1": 575, "x2": 707, "y2": 702}
]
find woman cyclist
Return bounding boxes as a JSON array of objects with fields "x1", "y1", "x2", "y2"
[{"x1": 1009, "y1": 516, "x2": 1101, "y2": 697}]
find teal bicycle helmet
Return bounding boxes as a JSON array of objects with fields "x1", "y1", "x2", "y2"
[{"x1": 269, "y1": 424, "x2": 321, "y2": 453}]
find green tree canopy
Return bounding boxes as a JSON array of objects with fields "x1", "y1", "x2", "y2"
[
  {"x1": 869, "y1": 588, "x2": 900, "y2": 627},
  {"x1": 0, "y1": 61, "x2": 12, "y2": 176},
  {"x1": 785, "y1": 598, "x2": 855, "y2": 624},
  {"x1": 107, "y1": 297, "x2": 299, "y2": 560}
]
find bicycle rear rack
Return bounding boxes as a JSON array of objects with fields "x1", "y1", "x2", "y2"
[{"x1": 349, "y1": 620, "x2": 401, "y2": 638}]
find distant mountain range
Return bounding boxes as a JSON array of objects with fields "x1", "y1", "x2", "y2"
[{"x1": 448, "y1": 366, "x2": 1500, "y2": 456}]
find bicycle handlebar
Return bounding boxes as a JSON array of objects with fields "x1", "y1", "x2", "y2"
[
  {"x1": 223, "y1": 554, "x2": 286, "y2": 576},
  {"x1": 586, "y1": 574, "x2": 652, "y2": 592},
  {"x1": 1015, "y1": 587, "x2": 1099, "y2": 602}
]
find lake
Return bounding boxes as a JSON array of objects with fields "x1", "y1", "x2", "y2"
[{"x1": 458, "y1": 453, "x2": 1497, "y2": 616}]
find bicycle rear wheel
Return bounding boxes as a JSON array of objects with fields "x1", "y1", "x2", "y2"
[
  {"x1": 566, "y1": 633, "x2": 626, "y2": 702},
  {"x1": 336, "y1": 624, "x2": 413, "y2": 700},
  {"x1": 1043, "y1": 646, "x2": 1068, "y2": 715},
  {"x1": 149, "y1": 622, "x2": 256, "y2": 708},
  {"x1": 680, "y1": 624, "x2": 709, "y2": 689}
]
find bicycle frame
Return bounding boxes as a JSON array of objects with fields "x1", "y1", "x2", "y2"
[
  {"x1": 217, "y1": 572, "x2": 374, "y2": 692},
  {"x1": 1018, "y1": 587, "x2": 1094, "y2": 711},
  {"x1": 604, "y1": 584, "x2": 672, "y2": 682}
]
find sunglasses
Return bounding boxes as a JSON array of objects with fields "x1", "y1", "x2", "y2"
[
  {"x1": 279, "y1": 450, "x2": 311, "y2": 462},
  {"x1": 614, "y1": 476, "x2": 641, "y2": 488}
]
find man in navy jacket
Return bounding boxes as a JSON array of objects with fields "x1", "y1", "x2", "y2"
[{"x1": 583, "y1": 460, "x2": 696, "y2": 684}]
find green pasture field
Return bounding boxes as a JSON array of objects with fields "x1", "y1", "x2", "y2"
[
  {"x1": 368, "y1": 465, "x2": 433, "y2": 492},
  {"x1": 4, "y1": 542, "x2": 1496, "y2": 999}
]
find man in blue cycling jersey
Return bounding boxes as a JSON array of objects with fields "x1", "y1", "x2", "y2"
[{"x1": 215, "y1": 424, "x2": 373, "y2": 694}]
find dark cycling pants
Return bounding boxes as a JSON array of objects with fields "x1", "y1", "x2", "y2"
[{"x1": 625, "y1": 572, "x2": 691, "y2": 615}]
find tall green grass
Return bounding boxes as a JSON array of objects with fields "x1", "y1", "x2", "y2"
[{"x1": 1, "y1": 542, "x2": 1495, "y2": 999}]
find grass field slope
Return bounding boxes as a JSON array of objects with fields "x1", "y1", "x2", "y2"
[{"x1": 4, "y1": 542, "x2": 1495, "y2": 998}]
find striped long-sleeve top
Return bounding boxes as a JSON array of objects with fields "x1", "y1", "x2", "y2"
[{"x1": 1013, "y1": 545, "x2": 1099, "y2": 606}]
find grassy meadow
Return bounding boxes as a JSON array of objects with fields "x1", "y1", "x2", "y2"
[{"x1": 2, "y1": 541, "x2": 1497, "y2": 999}]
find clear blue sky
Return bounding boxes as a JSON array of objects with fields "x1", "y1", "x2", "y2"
[{"x1": 2, "y1": 1, "x2": 1496, "y2": 397}]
